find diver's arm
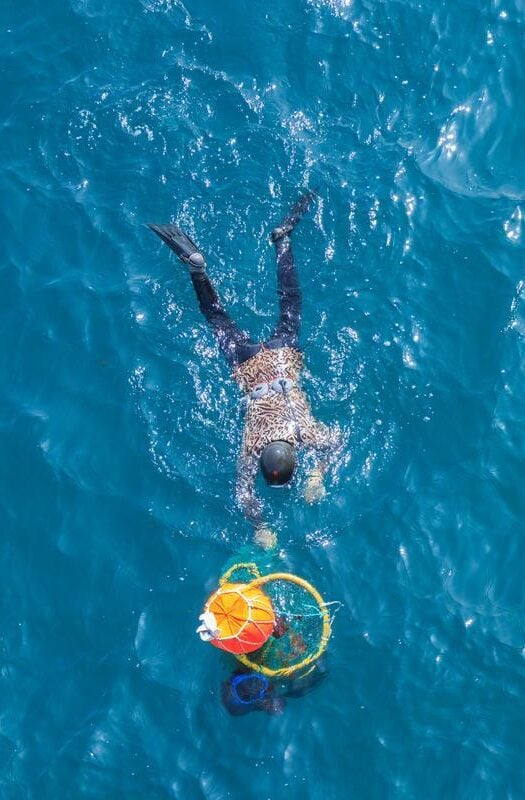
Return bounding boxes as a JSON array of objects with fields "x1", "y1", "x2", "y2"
[
  {"x1": 304, "y1": 462, "x2": 327, "y2": 504},
  {"x1": 236, "y1": 454, "x2": 263, "y2": 526},
  {"x1": 236, "y1": 456, "x2": 277, "y2": 549},
  {"x1": 304, "y1": 424, "x2": 341, "y2": 504}
]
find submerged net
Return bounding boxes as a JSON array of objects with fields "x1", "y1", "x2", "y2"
[{"x1": 219, "y1": 563, "x2": 331, "y2": 678}]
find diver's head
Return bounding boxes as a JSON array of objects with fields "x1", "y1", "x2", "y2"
[{"x1": 260, "y1": 441, "x2": 296, "y2": 486}]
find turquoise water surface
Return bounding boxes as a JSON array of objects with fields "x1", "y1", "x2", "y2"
[{"x1": 2, "y1": 0, "x2": 525, "y2": 797}]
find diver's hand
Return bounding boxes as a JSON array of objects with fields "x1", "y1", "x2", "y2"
[
  {"x1": 304, "y1": 468, "x2": 326, "y2": 505},
  {"x1": 254, "y1": 525, "x2": 278, "y2": 551}
]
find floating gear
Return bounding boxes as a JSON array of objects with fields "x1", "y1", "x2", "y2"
[
  {"x1": 198, "y1": 562, "x2": 335, "y2": 678},
  {"x1": 197, "y1": 581, "x2": 276, "y2": 655}
]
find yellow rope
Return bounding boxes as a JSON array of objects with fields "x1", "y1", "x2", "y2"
[
  {"x1": 219, "y1": 562, "x2": 261, "y2": 586},
  {"x1": 230, "y1": 570, "x2": 332, "y2": 678}
]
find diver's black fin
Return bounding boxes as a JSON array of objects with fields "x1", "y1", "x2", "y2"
[
  {"x1": 271, "y1": 190, "x2": 317, "y2": 242},
  {"x1": 148, "y1": 223, "x2": 206, "y2": 270}
]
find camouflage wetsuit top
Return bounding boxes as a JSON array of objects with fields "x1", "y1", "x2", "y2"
[{"x1": 233, "y1": 344, "x2": 336, "y2": 526}]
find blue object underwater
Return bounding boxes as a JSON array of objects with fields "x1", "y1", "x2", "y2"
[{"x1": 227, "y1": 673, "x2": 271, "y2": 711}]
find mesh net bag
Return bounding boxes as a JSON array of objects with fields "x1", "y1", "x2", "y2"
[{"x1": 218, "y1": 563, "x2": 331, "y2": 678}]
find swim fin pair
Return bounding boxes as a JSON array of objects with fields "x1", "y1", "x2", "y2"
[
  {"x1": 150, "y1": 190, "x2": 316, "y2": 262},
  {"x1": 148, "y1": 223, "x2": 206, "y2": 270}
]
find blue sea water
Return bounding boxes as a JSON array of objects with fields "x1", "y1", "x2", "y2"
[{"x1": 2, "y1": 0, "x2": 525, "y2": 796}]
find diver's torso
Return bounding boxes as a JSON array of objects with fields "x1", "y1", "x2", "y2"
[{"x1": 233, "y1": 346, "x2": 329, "y2": 456}]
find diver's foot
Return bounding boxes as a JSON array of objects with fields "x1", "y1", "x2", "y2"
[
  {"x1": 148, "y1": 223, "x2": 206, "y2": 272},
  {"x1": 270, "y1": 190, "x2": 316, "y2": 242}
]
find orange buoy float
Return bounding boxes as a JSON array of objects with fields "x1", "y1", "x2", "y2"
[{"x1": 197, "y1": 582, "x2": 276, "y2": 654}]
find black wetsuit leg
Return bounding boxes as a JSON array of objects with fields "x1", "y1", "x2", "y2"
[
  {"x1": 149, "y1": 221, "x2": 253, "y2": 366},
  {"x1": 190, "y1": 270, "x2": 253, "y2": 367},
  {"x1": 271, "y1": 235, "x2": 302, "y2": 348},
  {"x1": 269, "y1": 191, "x2": 315, "y2": 348}
]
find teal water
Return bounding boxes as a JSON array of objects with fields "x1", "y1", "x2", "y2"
[{"x1": 2, "y1": 0, "x2": 525, "y2": 796}]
